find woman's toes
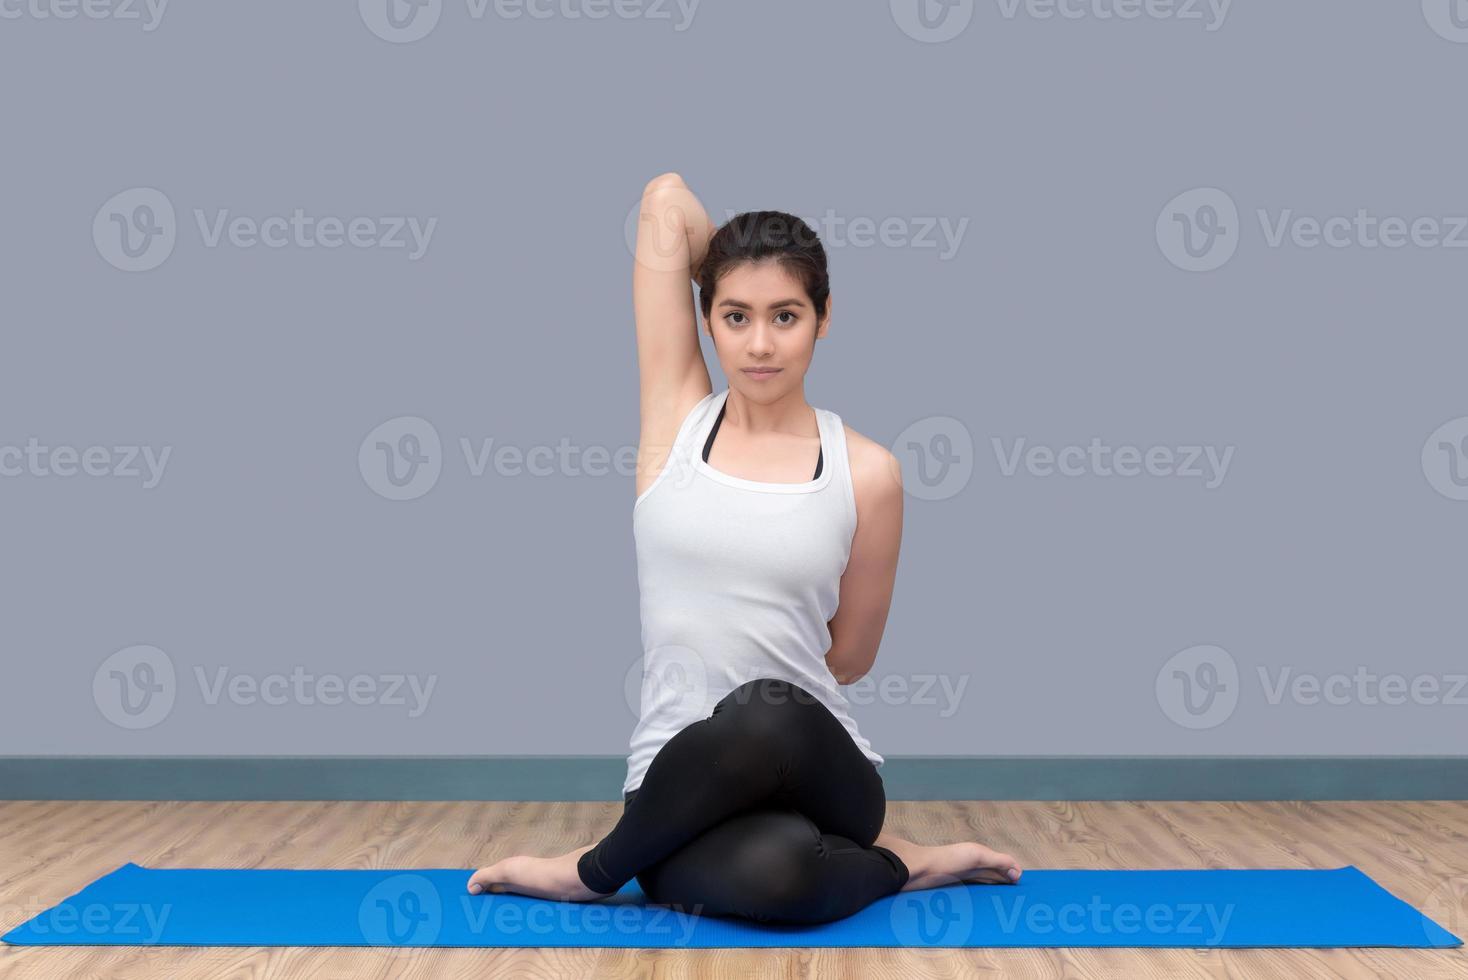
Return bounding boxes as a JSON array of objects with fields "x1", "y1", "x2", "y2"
[
  {"x1": 467, "y1": 861, "x2": 507, "y2": 895},
  {"x1": 964, "y1": 844, "x2": 1022, "y2": 884}
]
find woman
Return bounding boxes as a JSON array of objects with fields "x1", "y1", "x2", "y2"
[{"x1": 467, "y1": 173, "x2": 1023, "y2": 924}]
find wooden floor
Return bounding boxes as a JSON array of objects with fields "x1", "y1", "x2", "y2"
[{"x1": 0, "y1": 800, "x2": 1465, "y2": 978}]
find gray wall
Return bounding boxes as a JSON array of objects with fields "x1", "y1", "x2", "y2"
[{"x1": 2, "y1": 1, "x2": 1465, "y2": 759}]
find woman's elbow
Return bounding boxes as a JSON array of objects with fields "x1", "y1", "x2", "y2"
[{"x1": 825, "y1": 648, "x2": 874, "y2": 686}]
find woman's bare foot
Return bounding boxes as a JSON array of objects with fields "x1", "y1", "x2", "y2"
[
  {"x1": 466, "y1": 843, "x2": 616, "y2": 902},
  {"x1": 875, "y1": 832, "x2": 1023, "y2": 891}
]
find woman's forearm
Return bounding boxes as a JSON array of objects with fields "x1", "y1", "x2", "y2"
[
  {"x1": 642, "y1": 173, "x2": 715, "y2": 281},
  {"x1": 682, "y1": 190, "x2": 714, "y2": 281}
]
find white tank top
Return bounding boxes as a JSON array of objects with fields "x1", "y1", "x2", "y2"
[{"x1": 623, "y1": 386, "x2": 885, "y2": 795}]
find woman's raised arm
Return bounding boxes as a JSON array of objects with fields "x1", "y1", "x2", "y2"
[{"x1": 632, "y1": 173, "x2": 714, "y2": 498}]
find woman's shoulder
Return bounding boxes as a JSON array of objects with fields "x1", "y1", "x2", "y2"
[{"x1": 840, "y1": 421, "x2": 904, "y2": 502}]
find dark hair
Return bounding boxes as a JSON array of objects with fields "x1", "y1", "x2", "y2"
[{"x1": 696, "y1": 210, "x2": 830, "y2": 330}]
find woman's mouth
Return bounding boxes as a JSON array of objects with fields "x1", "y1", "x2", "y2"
[{"x1": 742, "y1": 368, "x2": 781, "y2": 379}]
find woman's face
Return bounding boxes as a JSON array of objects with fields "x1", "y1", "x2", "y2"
[{"x1": 705, "y1": 260, "x2": 830, "y2": 399}]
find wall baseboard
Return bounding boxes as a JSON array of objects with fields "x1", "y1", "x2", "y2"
[{"x1": 2, "y1": 756, "x2": 1465, "y2": 801}]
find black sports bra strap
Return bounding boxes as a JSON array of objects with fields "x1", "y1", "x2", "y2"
[{"x1": 703, "y1": 400, "x2": 822, "y2": 479}]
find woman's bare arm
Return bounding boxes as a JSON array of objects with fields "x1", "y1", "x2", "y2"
[
  {"x1": 826, "y1": 433, "x2": 905, "y2": 685},
  {"x1": 633, "y1": 173, "x2": 714, "y2": 498}
]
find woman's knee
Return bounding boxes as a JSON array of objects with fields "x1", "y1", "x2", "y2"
[{"x1": 720, "y1": 818, "x2": 837, "y2": 923}]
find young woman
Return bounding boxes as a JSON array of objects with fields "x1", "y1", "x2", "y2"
[{"x1": 466, "y1": 173, "x2": 1023, "y2": 924}]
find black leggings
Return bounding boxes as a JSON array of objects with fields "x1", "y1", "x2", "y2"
[{"x1": 577, "y1": 677, "x2": 910, "y2": 925}]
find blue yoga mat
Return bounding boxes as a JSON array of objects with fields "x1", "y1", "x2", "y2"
[{"x1": 2, "y1": 862, "x2": 1460, "y2": 949}]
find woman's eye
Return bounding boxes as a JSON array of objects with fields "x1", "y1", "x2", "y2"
[{"x1": 725, "y1": 311, "x2": 796, "y2": 326}]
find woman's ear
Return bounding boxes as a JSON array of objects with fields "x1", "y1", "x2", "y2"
[{"x1": 815, "y1": 295, "x2": 832, "y2": 339}]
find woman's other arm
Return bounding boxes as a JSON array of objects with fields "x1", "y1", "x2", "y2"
[{"x1": 826, "y1": 433, "x2": 904, "y2": 686}]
